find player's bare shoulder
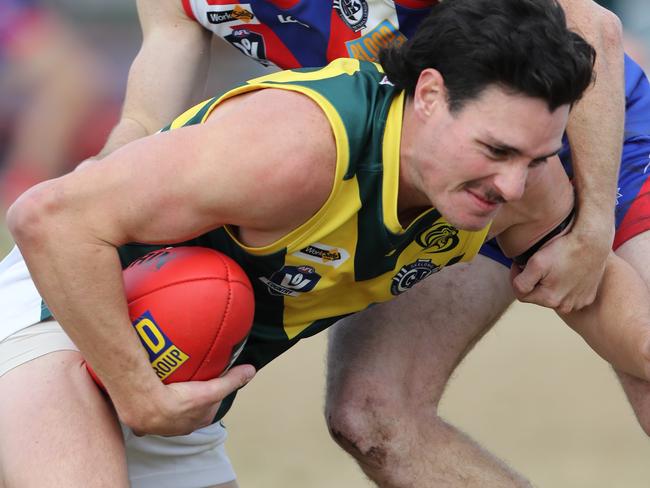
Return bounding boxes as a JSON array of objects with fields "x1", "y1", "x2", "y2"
[{"x1": 205, "y1": 88, "x2": 337, "y2": 237}]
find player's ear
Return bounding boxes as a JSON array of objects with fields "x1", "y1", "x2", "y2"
[{"x1": 413, "y1": 68, "x2": 447, "y2": 119}]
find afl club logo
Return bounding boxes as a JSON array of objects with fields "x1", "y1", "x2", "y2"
[
  {"x1": 224, "y1": 29, "x2": 270, "y2": 66},
  {"x1": 416, "y1": 223, "x2": 460, "y2": 254},
  {"x1": 334, "y1": 0, "x2": 369, "y2": 32},
  {"x1": 259, "y1": 265, "x2": 322, "y2": 297},
  {"x1": 391, "y1": 259, "x2": 441, "y2": 295}
]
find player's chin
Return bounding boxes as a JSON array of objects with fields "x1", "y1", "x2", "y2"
[
  {"x1": 442, "y1": 194, "x2": 498, "y2": 230},
  {"x1": 446, "y1": 210, "x2": 495, "y2": 231}
]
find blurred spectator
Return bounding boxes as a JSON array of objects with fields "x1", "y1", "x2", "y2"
[
  {"x1": 618, "y1": 1, "x2": 650, "y2": 70},
  {"x1": 0, "y1": 0, "x2": 117, "y2": 210}
]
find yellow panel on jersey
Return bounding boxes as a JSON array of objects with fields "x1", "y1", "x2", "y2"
[
  {"x1": 246, "y1": 57, "x2": 365, "y2": 84},
  {"x1": 165, "y1": 98, "x2": 218, "y2": 130}
]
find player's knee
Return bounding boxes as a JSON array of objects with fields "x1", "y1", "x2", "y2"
[
  {"x1": 326, "y1": 393, "x2": 461, "y2": 487},
  {"x1": 325, "y1": 394, "x2": 398, "y2": 471},
  {"x1": 326, "y1": 387, "x2": 442, "y2": 472}
]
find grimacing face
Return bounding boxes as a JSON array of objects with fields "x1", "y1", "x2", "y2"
[{"x1": 402, "y1": 81, "x2": 570, "y2": 231}]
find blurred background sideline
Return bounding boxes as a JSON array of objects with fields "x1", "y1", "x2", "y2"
[{"x1": 1, "y1": 1, "x2": 649, "y2": 486}]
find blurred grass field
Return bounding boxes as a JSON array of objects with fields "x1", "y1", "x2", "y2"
[
  {"x1": 2, "y1": 224, "x2": 649, "y2": 488},
  {"x1": 226, "y1": 289, "x2": 650, "y2": 487}
]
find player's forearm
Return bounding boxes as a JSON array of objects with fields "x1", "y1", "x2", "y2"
[
  {"x1": 560, "y1": 254, "x2": 650, "y2": 381},
  {"x1": 564, "y1": 5, "x2": 624, "y2": 235},
  {"x1": 492, "y1": 157, "x2": 575, "y2": 251},
  {"x1": 95, "y1": 64, "x2": 210, "y2": 159},
  {"x1": 96, "y1": 117, "x2": 153, "y2": 158},
  {"x1": 96, "y1": 0, "x2": 211, "y2": 158},
  {"x1": 6, "y1": 178, "x2": 162, "y2": 404}
]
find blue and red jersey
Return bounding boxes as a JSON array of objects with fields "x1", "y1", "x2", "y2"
[{"x1": 181, "y1": 0, "x2": 436, "y2": 68}]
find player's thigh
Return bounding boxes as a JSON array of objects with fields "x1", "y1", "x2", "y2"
[
  {"x1": 326, "y1": 255, "x2": 513, "y2": 405},
  {"x1": 0, "y1": 347, "x2": 127, "y2": 487},
  {"x1": 614, "y1": 230, "x2": 650, "y2": 434},
  {"x1": 615, "y1": 231, "x2": 650, "y2": 283}
]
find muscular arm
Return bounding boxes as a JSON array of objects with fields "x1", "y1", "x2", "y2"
[
  {"x1": 7, "y1": 89, "x2": 336, "y2": 435},
  {"x1": 561, "y1": 255, "x2": 650, "y2": 382},
  {"x1": 561, "y1": 1, "x2": 624, "y2": 210},
  {"x1": 96, "y1": 0, "x2": 211, "y2": 157},
  {"x1": 495, "y1": 159, "x2": 650, "y2": 382},
  {"x1": 491, "y1": 157, "x2": 574, "y2": 253},
  {"x1": 512, "y1": 0, "x2": 624, "y2": 312}
]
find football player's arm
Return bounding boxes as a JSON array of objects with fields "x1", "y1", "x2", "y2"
[
  {"x1": 489, "y1": 157, "x2": 573, "y2": 255},
  {"x1": 96, "y1": 0, "x2": 212, "y2": 157},
  {"x1": 512, "y1": 0, "x2": 624, "y2": 313},
  {"x1": 495, "y1": 160, "x2": 650, "y2": 382},
  {"x1": 7, "y1": 89, "x2": 336, "y2": 436}
]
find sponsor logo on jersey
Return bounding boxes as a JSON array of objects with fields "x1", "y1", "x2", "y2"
[
  {"x1": 379, "y1": 75, "x2": 394, "y2": 86},
  {"x1": 133, "y1": 311, "x2": 190, "y2": 380},
  {"x1": 277, "y1": 14, "x2": 310, "y2": 28},
  {"x1": 416, "y1": 223, "x2": 460, "y2": 253},
  {"x1": 293, "y1": 243, "x2": 350, "y2": 268},
  {"x1": 334, "y1": 0, "x2": 369, "y2": 32},
  {"x1": 345, "y1": 20, "x2": 407, "y2": 62},
  {"x1": 206, "y1": 4, "x2": 257, "y2": 25},
  {"x1": 224, "y1": 29, "x2": 271, "y2": 66},
  {"x1": 259, "y1": 265, "x2": 322, "y2": 296},
  {"x1": 391, "y1": 259, "x2": 441, "y2": 295}
]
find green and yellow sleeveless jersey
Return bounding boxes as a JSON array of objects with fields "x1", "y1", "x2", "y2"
[{"x1": 118, "y1": 58, "x2": 490, "y2": 418}]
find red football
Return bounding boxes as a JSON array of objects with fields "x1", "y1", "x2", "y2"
[{"x1": 88, "y1": 246, "x2": 254, "y2": 386}]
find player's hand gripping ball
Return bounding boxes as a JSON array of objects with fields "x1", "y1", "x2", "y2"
[{"x1": 88, "y1": 246, "x2": 255, "y2": 387}]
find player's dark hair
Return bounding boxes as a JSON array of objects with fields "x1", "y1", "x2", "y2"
[{"x1": 380, "y1": 0, "x2": 595, "y2": 112}]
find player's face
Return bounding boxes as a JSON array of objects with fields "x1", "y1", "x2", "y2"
[{"x1": 406, "y1": 84, "x2": 569, "y2": 231}]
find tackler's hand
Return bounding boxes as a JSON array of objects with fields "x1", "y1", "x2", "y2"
[{"x1": 511, "y1": 222, "x2": 612, "y2": 314}]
